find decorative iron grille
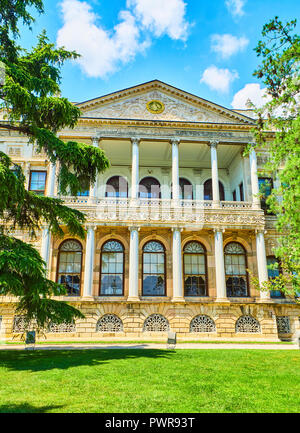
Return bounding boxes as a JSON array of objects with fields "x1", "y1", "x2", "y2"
[
  {"x1": 96, "y1": 314, "x2": 123, "y2": 332},
  {"x1": 235, "y1": 315, "x2": 261, "y2": 333},
  {"x1": 143, "y1": 314, "x2": 169, "y2": 332},
  {"x1": 48, "y1": 321, "x2": 76, "y2": 333},
  {"x1": 276, "y1": 316, "x2": 291, "y2": 334},
  {"x1": 13, "y1": 315, "x2": 27, "y2": 333},
  {"x1": 190, "y1": 315, "x2": 216, "y2": 333}
]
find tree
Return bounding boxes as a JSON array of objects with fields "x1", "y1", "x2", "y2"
[
  {"x1": 0, "y1": 1, "x2": 110, "y2": 331},
  {"x1": 249, "y1": 17, "x2": 300, "y2": 298}
]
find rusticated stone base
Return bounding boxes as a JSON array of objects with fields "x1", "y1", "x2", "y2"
[{"x1": 1, "y1": 300, "x2": 299, "y2": 343}]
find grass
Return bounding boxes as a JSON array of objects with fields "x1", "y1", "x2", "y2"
[
  {"x1": 0, "y1": 349, "x2": 299, "y2": 413},
  {"x1": 0, "y1": 340, "x2": 294, "y2": 345}
]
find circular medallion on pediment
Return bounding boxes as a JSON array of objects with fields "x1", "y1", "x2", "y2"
[{"x1": 146, "y1": 100, "x2": 165, "y2": 114}]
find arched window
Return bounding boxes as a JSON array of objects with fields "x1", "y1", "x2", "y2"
[
  {"x1": 143, "y1": 314, "x2": 169, "y2": 332},
  {"x1": 224, "y1": 242, "x2": 248, "y2": 297},
  {"x1": 139, "y1": 177, "x2": 161, "y2": 199},
  {"x1": 204, "y1": 179, "x2": 225, "y2": 201},
  {"x1": 48, "y1": 321, "x2": 76, "y2": 333},
  {"x1": 96, "y1": 314, "x2": 123, "y2": 332},
  {"x1": 183, "y1": 241, "x2": 207, "y2": 296},
  {"x1": 190, "y1": 315, "x2": 216, "y2": 333},
  {"x1": 57, "y1": 240, "x2": 82, "y2": 296},
  {"x1": 105, "y1": 176, "x2": 128, "y2": 198},
  {"x1": 267, "y1": 256, "x2": 284, "y2": 298},
  {"x1": 142, "y1": 241, "x2": 166, "y2": 296},
  {"x1": 100, "y1": 240, "x2": 124, "y2": 296},
  {"x1": 236, "y1": 316, "x2": 260, "y2": 333}
]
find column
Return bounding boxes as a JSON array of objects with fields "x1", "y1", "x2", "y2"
[
  {"x1": 41, "y1": 227, "x2": 51, "y2": 275},
  {"x1": 214, "y1": 229, "x2": 227, "y2": 300},
  {"x1": 131, "y1": 138, "x2": 140, "y2": 199},
  {"x1": 83, "y1": 225, "x2": 96, "y2": 297},
  {"x1": 89, "y1": 137, "x2": 100, "y2": 202},
  {"x1": 48, "y1": 162, "x2": 56, "y2": 197},
  {"x1": 249, "y1": 146, "x2": 261, "y2": 209},
  {"x1": 24, "y1": 162, "x2": 31, "y2": 189},
  {"x1": 171, "y1": 139, "x2": 180, "y2": 203},
  {"x1": 128, "y1": 227, "x2": 140, "y2": 301},
  {"x1": 172, "y1": 228, "x2": 184, "y2": 302},
  {"x1": 209, "y1": 141, "x2": 220, "y2": 208},
  {"x1": 256, "y1": 230, "x2": 269, "y2": 300}
]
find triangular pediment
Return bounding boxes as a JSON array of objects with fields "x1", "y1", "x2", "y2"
[{"x1": 77, "y1": 80, "x2": 254, "y2": 125}]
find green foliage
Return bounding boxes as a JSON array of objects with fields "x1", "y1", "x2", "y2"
[
  {"x1": 250, "y1": 17, "x2": 300, "y2": 297},
  {"x1": 0, "y1": 1, "x2": 109, "y2": 330}
]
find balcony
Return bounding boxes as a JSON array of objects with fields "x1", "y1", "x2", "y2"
[{"x1": 58, "y1": 197, "x2": 265, "y2": 229}]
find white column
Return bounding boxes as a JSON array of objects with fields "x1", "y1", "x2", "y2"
[
  {"x1": 172, "y1": 228, "x2": 184, "y2": 302},
  {"x1": 24, "y1": 162, "x2": 31, "y2": 189},
  {"x1": 89, "y1": 137, "x2": 100, "y2": 202},
  {"x1": 209, "y1": 141, "x2": 220, "y2": 208},
  {"x1": 171, "y1": 139, "x2": 180, "y2": 203},
  {"x1": 249, "y1": 146, "x2": 261, "y2": 209},
  {"x1": 48, "y1": 162, "x2": 56, "y2": 197},
  {"x1": 131, "y1": 138, "x2": 140, "y2": 199},
  {"x1": 83, "y1": 225, "x2": 95, "y2": 297},
  {"x1": 256, "y1": 230, "x2": 270, "y2": 300},
  {"x1": 128, "y1": 227, "x2": 140, "y2": 301},
  {"x1": 214, "y1": 229, "x2": 227, "y2": 300},
  {"x1": 41, "y1": 227, "x2": 51, "y2": 274}
]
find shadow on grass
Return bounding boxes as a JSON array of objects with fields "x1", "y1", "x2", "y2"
[
  {"x1": 0, "y1": 403, "x2": 64, "y2": 413},
  {"x1": 0, "y1": 348, "x2": 175, "y2": 373}
]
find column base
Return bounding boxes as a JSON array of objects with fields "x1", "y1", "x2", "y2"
[
  {"x1": 212, "y1": 200, "x2": 221, "y2": 209},
  {"x1": 215, "y1": 297, "x2": 230, "y2": 303},
  {"x1": 171, "y1": 297, "x2": 185, "y2": 303},
  {"x1": 127, "y1": 297, "x2": 140, "y2": 302},
  {"x1": 81, "y1": 296, "x2": 95, "y2": 302}
]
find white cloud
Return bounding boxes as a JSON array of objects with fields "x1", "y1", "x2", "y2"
[
  {"x1": 57, "y1": 0, "x2": 149, "y2": 78},
  {"x1": 127, "y1": 0, "x2": 189, "y2": 41},
  {"x1": 231, "y1": 83, "x2": 271, "y2": 108},
  {"x1": 200, "y1": 65, "x2": 239, "y2": 93},
  {"x1": 211, "y1": 34, "x2": 249, "y2": 59},
  {"x1": 225, "y1": 0, "x2": 246, "y2": 17}
]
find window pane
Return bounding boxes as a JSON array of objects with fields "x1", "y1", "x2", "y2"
[
  {"x1": 30, "y1": 171, "x2": 47, "y2": 192},
  {"x1": 101, "y1": 275, "x2": 123, "y2": 295},
  {"x1": 143, "y1": 275, "x2": 165, "y2": 296}
]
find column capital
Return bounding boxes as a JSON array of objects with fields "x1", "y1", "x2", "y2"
[
  {"x1": 131, "y1": 137, "x2": 141, "y2": 145},
  {"x1": 128, "y1": 226, "x2": 140, "y2": 232},
  {"x1": 171, "y1": 227, "x2": 183, "y2": 232},
  {"x1": 208, "y1": 140, "x2": 219, "y2": 149},
  {"x1": 85, "y1": 223, "x2": 97, "y2": 231},
  {"x1": 255, "y1": 228, "x2": 267, "y2": 235},
  {"x1": 213, "y1": 228, "x2": 225, "y2": 234},
  {"x1": 170, "y1": 138, "x2": 180, "y2": 146},
  {"x1": 91, "y1": 136, "x2": 100, "y2": 147}
]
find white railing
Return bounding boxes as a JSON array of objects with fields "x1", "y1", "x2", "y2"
[{"x1": 58, "y1": 196, "x2": 257, "y2": 224}]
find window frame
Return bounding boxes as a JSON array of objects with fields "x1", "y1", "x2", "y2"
[
  {"x1": 267, "y1": 255, "x2": 285, "y2": 299},
  {"x1": 258, "y1": 177, "x2": 274, "y2": 213},
  {"x1": 105, "y1": 176, "x2": 128, "y2": 198},
  {"x1": 204, "y1": 179, "x2": 225, "y2": 201},
  {"x1": 224, "y1": 242, "x2": 249, "y2": 298},
  {"x1": 142, "y1": 240, "x2": 166, "y2": 297},
  {"x1": 139, "y1": 177, "x2": 161, "y2": 199},
  {"x1": 99, "y1": 239, "x2": 125, "y2": 296},
  {"x1": 56, "y1": 239, "x2": 83, "y2": 297},
  {"x1": 29, "y1": 170, "x2": 47, "y2": 195},
  {"x1": 183, "y1": 241, "x2": 208, "y2": 297}
]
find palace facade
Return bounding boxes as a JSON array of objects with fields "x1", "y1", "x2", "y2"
[{"x1": 1, "y1": 80, "x2": 299, "y2": 341}]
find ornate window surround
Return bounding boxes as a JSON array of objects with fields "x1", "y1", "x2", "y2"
[
  {"x1": 224, "y1": 241, "x2": 249, "y2": 298},
  {"x1": 56, "y1": 239, "x2": 83, "y2": 297},
  {"x1": 142, "y1": 240, "x2": 166, "y2": 297},
  {"x1": 99, "y1": 239, "x2": 125, "y2": 296},
  {"x1": 183, "y1": 241, "x2": 208, "y2": 297}
]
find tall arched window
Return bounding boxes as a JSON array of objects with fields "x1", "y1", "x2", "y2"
[
  {"x1": 224, "y1": 242, "x2": 248, "y2": 297},
  {"x1": 142, "y1": 241, "x2": 166, "y2": 296},
  {"x1": 105, "y1": 176, "x2": 128, "y2": 198},
  {"x1": 204, "y1": 179, "x2": 225, "y2": 201},
  {"x1": 57, "y1": 239, "x2": 82, "y2": 296},
  {"x1": 100, "y1": 240, "x2": 124, "y2": 296},
  {"x1": 267, "y1": 256, "x2": 284, "y2": 298},
  {"x1": 180, "y1": 178, "x2": 193, "y2": 200},
  {"x1": 139, "y1": 177, "x2": 161, "y2": 199},
  {"x1": 183, "y1": 241, "x2": 207, "y2": 296}
]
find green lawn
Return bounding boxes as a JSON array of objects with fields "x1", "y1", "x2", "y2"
[{"x1": 0, "y1": 349, "x2": 299, "y2": 413}]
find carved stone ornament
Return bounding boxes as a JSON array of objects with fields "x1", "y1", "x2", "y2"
[{"x1": 146, "y1": 100, "x2": 165, "y2": 114}]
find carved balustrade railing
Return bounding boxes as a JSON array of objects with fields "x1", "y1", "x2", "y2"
[{"x1": 58, "y1": 196, "x2": 264, "y2": 227}]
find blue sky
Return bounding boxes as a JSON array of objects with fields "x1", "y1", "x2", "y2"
[{"x1": 20, "y1": 0, "x2": 300, "y2": 109}]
